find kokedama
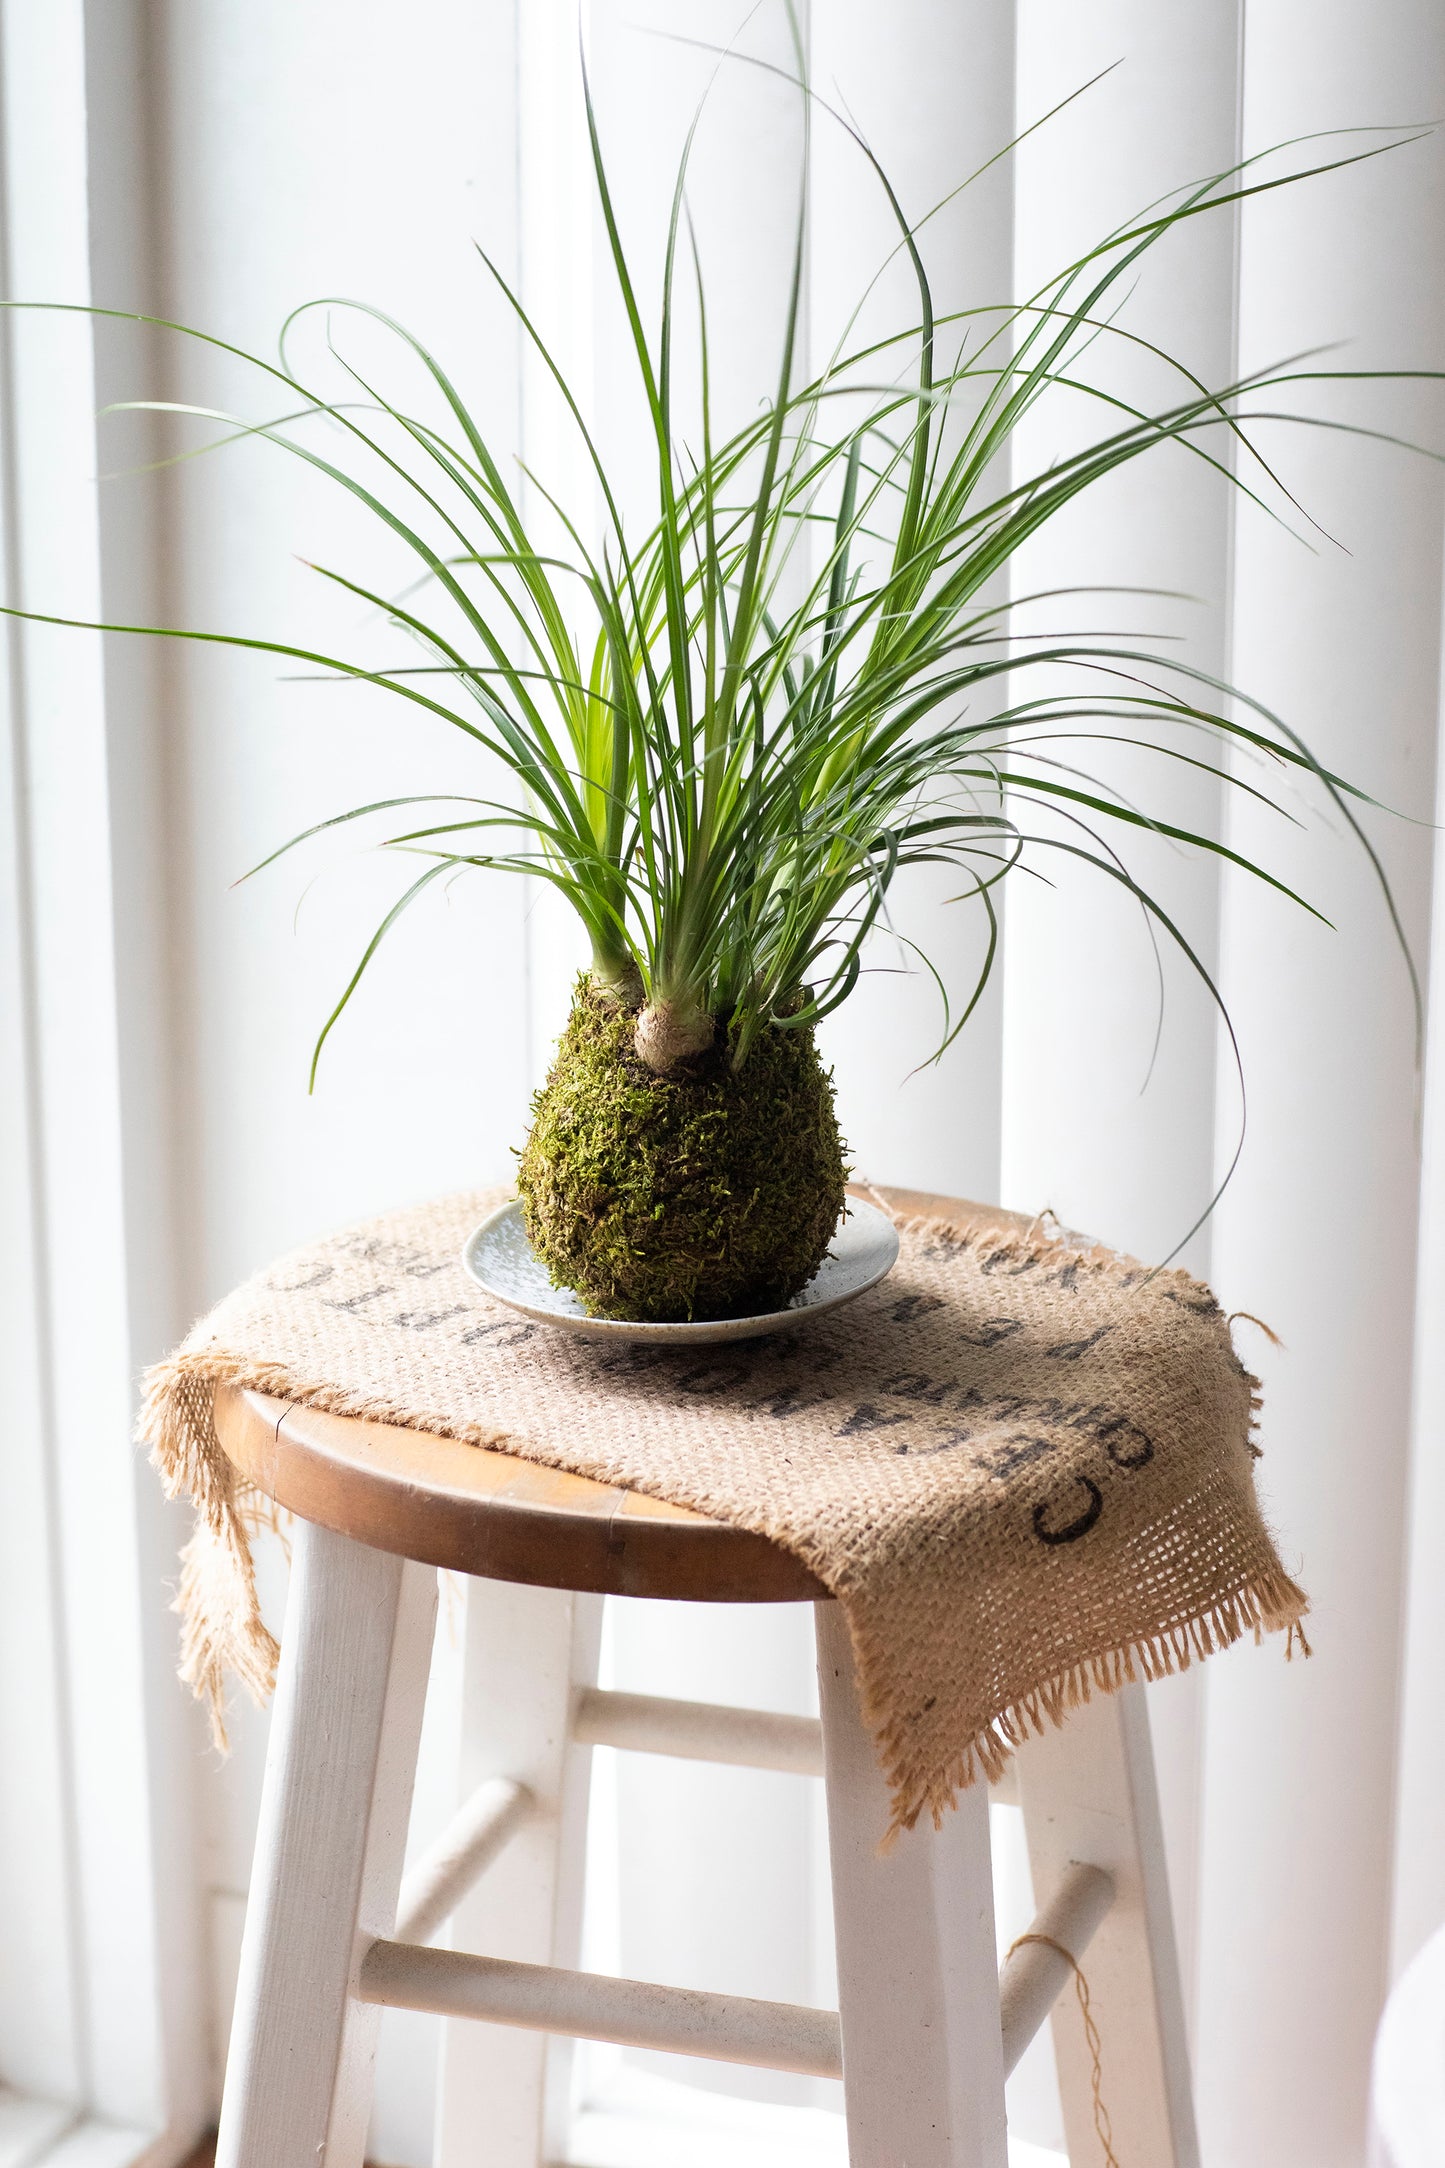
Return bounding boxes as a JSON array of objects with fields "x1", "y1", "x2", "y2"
[{"x1": 6, "y1": 72, "x2": 1425, "y2": 1321}]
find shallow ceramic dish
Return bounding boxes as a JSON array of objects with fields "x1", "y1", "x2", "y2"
[{"x1": 462, "y1": 1197, "x2": 900, "y2": 1345}]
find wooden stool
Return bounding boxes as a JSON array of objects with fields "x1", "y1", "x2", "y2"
[{"x1": 212, "y1": 1298, "x2": 1199, "y2": 2167}]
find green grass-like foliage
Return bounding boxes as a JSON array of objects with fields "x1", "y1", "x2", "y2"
[
  {"x1": 517, "y1": 979, "x2": 847, "y2": 1319},
  {"x1": 2, "y1": 60, "x2": 1428, "y2": 1253}
]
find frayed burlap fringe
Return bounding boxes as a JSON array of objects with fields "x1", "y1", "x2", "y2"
[
  {"x1": 141, "y1": 1353, "x2": 289, "y2": 1747},
  {"x1": 140, "y1": 1188, "x2": 1308, "y2": 1833},
  {"x1": 141, "y1": 1338, "x2": 524, "y2": 1748},
  {"x1": 862, "y1": 1568, "x2": 1310, "y2": 1828}
]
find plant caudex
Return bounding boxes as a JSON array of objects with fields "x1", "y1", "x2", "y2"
[
  {"x1": 2, "y1": 65, "x2": 1429, "y2": 1315},
  {"x1": 517, "y1": 979, "x2": 846, "y2": 1321}
]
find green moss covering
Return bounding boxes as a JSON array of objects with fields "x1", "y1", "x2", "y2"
[{"x1": 516, "y1": 981, "x2": 850, "y2": 1322}]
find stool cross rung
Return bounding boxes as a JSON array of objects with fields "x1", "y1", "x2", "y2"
[
  {"x1": 367, "y1": 1865, "x2": 1113, "y2": 2086},
  {"x1": 573, "y1": 1685, "x2": 1022, "y2": 1803},
  {"x1": 358, "y1": 1937, "x2": 844, "y2": 2078},
  {"x1": 998, "y1": 1861, "x2": 1116, "y2": 2075},
  {"x1": 572, "y1": 1686, "x2": 824, "y2": 1774},
  {"x1": 395, "y1": 1776, "x2": 535, "y2": 1946}
]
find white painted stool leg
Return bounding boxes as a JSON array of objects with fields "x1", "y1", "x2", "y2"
[
  {"x1": 215, "y1": 1522, "x2": 438, "y2": 2168},
  {"x1": 433, "y1": 1579, "x2": 603, "y2": 2168},
  {"x1": 815, "y1": 1602, "x2": 1008, "y2": 2168},
  {"x1": 1013, "y1": 1680, "x2": 1199, "y2": 2168}
]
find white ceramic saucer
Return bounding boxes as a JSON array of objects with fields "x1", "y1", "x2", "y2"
[{"x1": 461, "y1": 1197, "x2": 900, "y2": 1345}]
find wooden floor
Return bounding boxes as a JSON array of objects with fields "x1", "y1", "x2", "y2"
[{"x1": 181, "y1": 2138, "x2": 382, "y2": 2166}]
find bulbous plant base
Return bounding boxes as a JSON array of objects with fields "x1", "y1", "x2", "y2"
[{"x1": 516, "y1": 982, "x2": 849, "y2": 1323}]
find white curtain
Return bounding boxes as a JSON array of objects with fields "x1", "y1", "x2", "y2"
[{"x1": 2, "y1": 2, "x2": 1443, "y2": 2163}]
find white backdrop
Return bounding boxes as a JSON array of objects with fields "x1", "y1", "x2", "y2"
[{"x1": 2, "y1": 1, "x2": 1444, "y2": 2164}]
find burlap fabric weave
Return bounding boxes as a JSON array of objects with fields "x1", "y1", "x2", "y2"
[{"x1": 140, "y1": 1186, "x2": 1306, "y2": 1835}]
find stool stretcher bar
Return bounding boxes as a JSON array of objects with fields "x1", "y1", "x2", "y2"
[
  {"x1": 573, "y1": 1685, "x2": 1020, "y2": 1802},
  {"x1": 998, "y1": 1862, "x2": 1116, "y2": 2076},
  {"x1": 394, "y1": 1777, "x2": 534, "y2": 1946},
  {"x1": 362, "y1": 1862, "x2": 1112, "y2": 2083},
  {"x1": 359, "y1": 1938, "x2": 845, "y2": 2077},
  {"x1": 572, "y1": 1686, "x2": 825, "y2": 1775}
]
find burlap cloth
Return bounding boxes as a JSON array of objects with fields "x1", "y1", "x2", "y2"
[{"x1": 140, "y1": 1186, "x2": 1306, "y2": 1836}]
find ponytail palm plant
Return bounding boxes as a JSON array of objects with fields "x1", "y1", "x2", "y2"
[{"x1": 6, "y1": 87, "x2": 1423, "y2": 1320}]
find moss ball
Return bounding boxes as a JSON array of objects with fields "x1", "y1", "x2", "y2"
[{"x1": 516, "y1": 983, "x2": 849, "y2": 1322}]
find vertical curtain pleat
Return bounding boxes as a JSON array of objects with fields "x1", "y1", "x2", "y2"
[
  {"x1": 810, "y1": 0, "x2": 1015, "y2": 1203},
  {"x1": 1004, "y1": 9, "x2": 1244, "y2": 2076},
  {"x1": 1392, "y1": 648, "x2": 1445, "y2": 1975},
  {"x1": 1197, "y1": 4, "x2": 1445, "y2": 2159}
]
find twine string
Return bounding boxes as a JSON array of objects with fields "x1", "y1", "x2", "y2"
[{"x1": 1005, "y1": 1930, "x2": 1119, "y2": 2168}]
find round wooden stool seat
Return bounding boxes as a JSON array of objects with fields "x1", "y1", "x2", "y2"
[{"x1": 214, "y1": 1383, "x2": 827, "y2": 1603}]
